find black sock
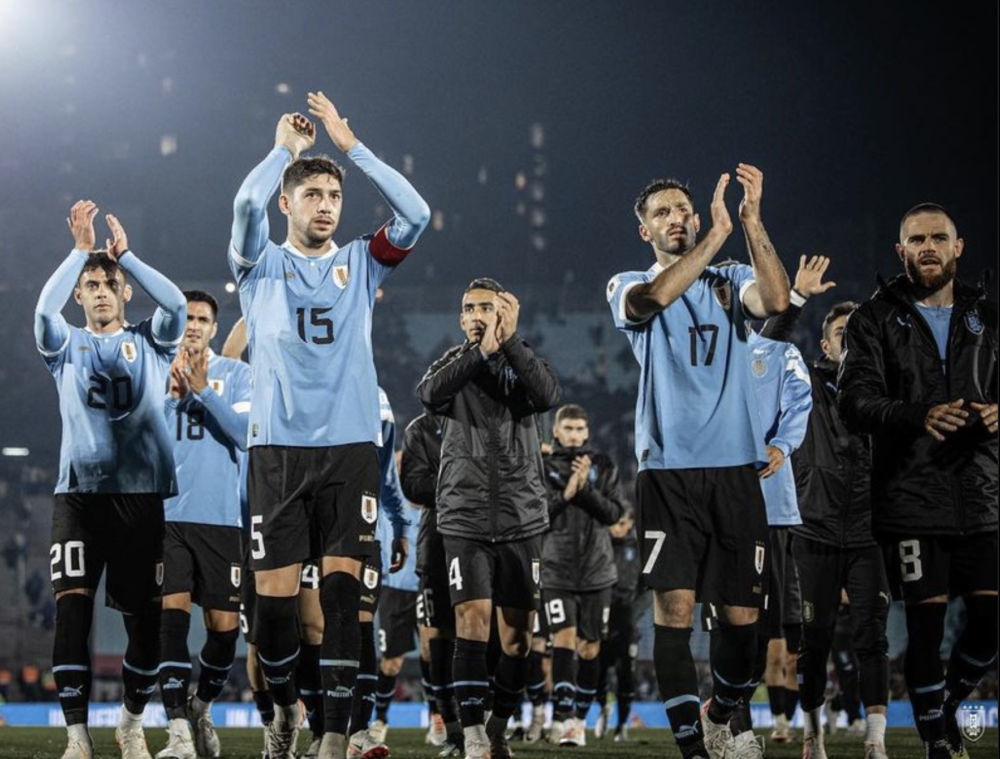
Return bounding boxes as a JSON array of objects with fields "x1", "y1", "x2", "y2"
[
  {"x1": 945, "y1": 595, "x2": 999, "y2": 713},
  {"x1": 53, "y1": 594, "x2": 94, "y2": 726},
  {"x1": 550, "y1": 647, "x2": 576, "y2": 721},
  {"x1": 574, "y1": 655, "x2": 600, "y2": 721},
  {"x1": 430, "y1": 637, "x2": 459, "y2": 725},
  {"x1": 730, "y1": 701, "x2": 753, "y2": 736},
  {"x1": 321, "y1": 573, "x2": 362, "y2": 736},
  {"x1": 491, "y1": 652, "x2": 528, "y2": 721},
  {"x1": 526, "y1": 649, "x2": 547, "y2": 706},
  {"x1": 730, "y1": 630, "x2": 767, "y2": 735},
  {"x1": 253, "y1": 690, "x2": 275, "y2": 726},
  {"x1": 784, "y1": 687, "x2": 800, "y2": 722},
  {"x1": 616, "y1": 652, "x2": 636, "y2": 729},
  {"x1": 453, "y1": 638, "x2": 489, "y2": 729},
  {"x1": 654, "y1": 625, "x2": 704, "y2": 756},
  {"x1": 707, "y1": 621, "x2": 756, "y2": 725},
  {"x1": 158, "y1": 609, "x2": 193, "y2": 720},
  {"x1": 420, "y1": 656, "x2": 437, "y2": 714},
  {"x1": 255, "y1": 595, "x2": 300, "y2": 707},
  {"x1": 297, "y1": 642, "x2": 324, "y2": 737},
  {"x1": 350, "y1": 621, "x2": 378, "y2": 735},
  {"x1": 767, "y1": 685, "x2": 784, "y2": 718},
  {"x1": 122, "y1": 610, "x2": 161, "y2": 715},
  {"x1": 375, "y1": 670, "x2": 396, "y2": 724},
  {"x1": 196, "y1": 627, "x2": 238, "y2": 703},
  {"x1": 799, "y1": 624, "x2": 832, "y2": 711},
  {"x1": 905, "y1": 603, "x2": 948, "y2": 744}
]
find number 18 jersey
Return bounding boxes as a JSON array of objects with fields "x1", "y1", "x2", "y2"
[
  {"x1": 40, "y1": 320, "x2": 178, "y2": 495},
  {"x1": 231, "y1": 238, "x2": 392, "y2": 448},
  {"x1": 607, "y1": 261, "x2": 766, "y2": 471}
]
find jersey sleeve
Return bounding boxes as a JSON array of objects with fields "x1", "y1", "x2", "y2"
[
  {"x1": 724, "y1": 264, "x2": 758, "y2": 309},
  {"x1": 606, "y1": 271, "x2": 650, "y2": 331},
  {"x1": 229, "y1": 147, "x2": 291, "y2": 283}
]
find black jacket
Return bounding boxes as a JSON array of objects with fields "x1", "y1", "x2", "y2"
[
  {"x1": 400, "y1": 412, "x2": 443, "y2": 576},
  {"x1": 791, "y1": 359, "x2": 875, "y2": 548},
  {"x1": 417, "y1": 336, "x2": 561, "y2": 543},
  {"x1": 541, "y1": 444, "x2": 626, "y2": 592},
  {"x1": 838, "y1": 274, "x2": 998, "y2": 538},
  {"x1": 761, "y1": 309, "x2": 877, "y2": 548},
  {"x1": 612, "y1": 527, "x2": 643, "y2": 601}
]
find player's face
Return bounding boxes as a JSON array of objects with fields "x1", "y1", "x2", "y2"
[
  {"x1": 74, "y1": 268, "x2": 131, "y2": 329},
  {"x1": 639, "y1": 189, "x2": 701, "y2": 256},
  {"x1": 821, "y1": 315, "x2": 849, "y2": 365},
  {"x1": 282, "y1": 174, "x2": 344, "y2": 248},
  {"x1": 896, "y1": 212, "x2": 963, "y2": 293},
  {"x1": 183, "y1": 301, "x2": 218, "y2": 353},
  {"x1": 460, "y1": 289, "x2": 499, "y2": 343},
  {"x1": 553, "y1": 418, "x2": 589, "y2": 449}
]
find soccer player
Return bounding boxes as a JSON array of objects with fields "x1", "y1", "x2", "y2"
[
  {"x1": 401, "y1": 412, "x2": 466, "y2": 753},
  {"x1": 417, "y1": 279, "x2": 561, "y2": 759},
  {"x1": 606, "y1": 166, "x2": 790, "y2": 759},
  {"x1": 36, "y1": 203, "x2": 186, "y2": 759},
  {"x1": 155, "y1": 292, "x2": 251, "y2": 759},
  {"x1": 839, "y1": 204, "x2": 998, "y2": 759},
  {"x1": 593, "y1": 510, "x2": 650, "y2": 743},
  {"x1": 230, "y1": 92, "x2": 429, "y2": 759},
  {"x1": 540, "y1": 404, "x2": 626, "y2": 747}
]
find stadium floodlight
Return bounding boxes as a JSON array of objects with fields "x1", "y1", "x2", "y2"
[{"x1": 2, "y1": 447, "x2": 30, "y2": 457}]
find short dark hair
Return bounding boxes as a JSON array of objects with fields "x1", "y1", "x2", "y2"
[
  {"x1": 184, "y1": 289, "x2": 219, "y2": 320},
  {"x1": 555, "y1": 404, "x2": 588, "y2": 424},
  {"x1": 822, "y1": 301, "x2": 858, "y2": 341},
  {"x1": 634, "y1": 178, "x2": 694, "y2": 221},
  {"x1": 899, "y1": 202, "x2": 958, "y2": 237},
  {"x1": 282, "y1": 155, "x2": 345, "y2": 195},
  {"x1": 79, "y1": 252, "x2": 125, "y2": 285},
  {"x1": 465, "y1": 277, "x2": 504, "y2": 294}
]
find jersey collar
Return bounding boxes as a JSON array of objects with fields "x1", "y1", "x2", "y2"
[
  {"x1": 84, "y1": 326, "x2": 125, "y2": 338},
  {"x1": 650, "y1": 261, "x2": 665, "y2": 275},
  {"x1": 282, "y1": 240, "x2": 340, "y2": 261}
]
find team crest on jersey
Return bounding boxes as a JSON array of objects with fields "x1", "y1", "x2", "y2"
[
  {"x1": 361, "y1": 494, "x2": 378, "y2": 524},
  {"x1": 230, "y1": 564, "x2": 241, "y2": 588},
  {"x1": 122, "y1": 340, "x2": 138, "y2": 363},
  {"x1": 333, "y1": 264, "x2": 350, "y2": 289},
  {"x1": 754, "y1": 542, "x2": 765, "y2": 575},
  {"x1": 965, "y1": 310, "x2": 984, "y2": 335},
  {"x1": 531, "y1": 559, "x2": 540, "y2": 586},
  {"x1": 363, "y1": 566, "x2": 380, "y2": 590},
  {"x1": 713, "y1": 282, "x2": 733, "y2": 310},
  {"x1": 752, "y1": 357, "x2": 768, "y2": 378},
  {"x1": 210, "y1": 379, "x2": 225, "y2": 395}
]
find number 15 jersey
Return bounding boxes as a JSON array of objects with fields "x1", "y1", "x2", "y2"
[
  {"x1": 607, "y1": 261, "x2": 766, "y2": 471},
  {"x1": 231, "y1": 237, "x2": 393, "y2": 449}
]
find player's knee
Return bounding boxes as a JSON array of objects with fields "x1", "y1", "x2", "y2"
[
  {"x1": 454, "y1": 601, "x2": 491, "y2": 641},
  {"x1": 654, "y1": 591, "x2": 695, "y2": 627},
  {"x1": 501, "y1": 634, "x2": 531, "y2": 659},
  {"x1": 124, "y1": 611, "x2": 162, "y2": 667},
  {"x1": 552, "y1": 628, "x2": 576, "y2": 650},
  {"x1": 205, "y1": 609, "x2": 239, "y2": 633},
  {"x1": 381, "y1": 656, "x2": 405, "y2": 677},
  {"x1": 577, "y1": 640, "x2": 600, "y2": 660},
  {"x1": 56, "y1": 588, "x2": 95, "y2": 602},
  {"x1": 721, "y1": 605, "x2": 759, "y2": 626}
]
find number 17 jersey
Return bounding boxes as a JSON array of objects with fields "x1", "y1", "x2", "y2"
[
  {"x1": 231, "y1": 237, "x2": 392, "y2": 448},
  {"x1": 607, "y1": 261, "x2": 766, "y2": 471}
]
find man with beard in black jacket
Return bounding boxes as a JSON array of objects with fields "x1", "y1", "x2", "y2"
[
  {"x1": 839, "y1": 203, "x2": 998, "y2": 759},
  {"x1": 540, "y1": 404, "x2": 626, "y2": 747},
  {"x1": 417, "y1": 278, "x2": 561, "y2": 759}
]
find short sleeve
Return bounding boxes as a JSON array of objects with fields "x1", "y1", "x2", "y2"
[
  {"x1": 724, "y1": 264, "x2": 757, "y2": 309},
  {"x1": 606, "y1": 272, "x2": 650, "y2": 331}
]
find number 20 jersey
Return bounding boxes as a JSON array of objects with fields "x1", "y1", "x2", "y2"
[
  {"x1": 607, "y1": 262, "x2": 766, "y2": 471},
  {"x1": 40, "y1": 320, "x2": 178, "y2": 495},
  {"x1": 231, "y1": 238, "x2": 393, "y2": 448}
]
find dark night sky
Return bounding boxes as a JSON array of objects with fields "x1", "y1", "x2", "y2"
[{"x1": 0, "y1": 0, "x2": 996, "y2": 458}]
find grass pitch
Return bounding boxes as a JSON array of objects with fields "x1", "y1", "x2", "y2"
[{"x1": 0, "y1": 727, "x2": 995, "y2": 759}]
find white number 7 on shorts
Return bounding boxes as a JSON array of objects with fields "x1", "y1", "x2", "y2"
[{"x1": 643, "y1": 530, "x2": 666, "y2": 575}]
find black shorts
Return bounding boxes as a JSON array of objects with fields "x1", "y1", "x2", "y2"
[
  {"x1": 542, "y1": 587, "x2": 613, "y2": 642},
  {"x1": 532, "y1": 591, "x2": 551, "y2": 642},
  {"x1": 635, "y1": 466, "x2": 769, "y2": 608},
  {"x1": 881, "y1": 531, "x2": 999, "y2": 603},
  {"x1": 442, "y1": 535, "x2": 542, "y2": 611},
  {"x1": 765, "y1": 528, "x2": 802, "y2": 638},
  {"x1": 360, "y1": 548, "x2": 383, "y2": 615},
  {"x1": 247, "y1": 443, "x2": 380, "y2": 571},
  {"x1": 162, "y1": 522, "x2": 243, "y2": 611},
  {"x1": 604, "y1": 592, "x2": 649, "y2": 661},
  {"x1": 419, "y1": 570, "x2": 455, "y2": 631},
  {"x1": 50, "y1": 493, "x2": 165, "y2": 613},
  {"x1": 378, "y1": 587, "x2": 419, "y2": 658},
  {"x1": 239, "y1": 550, "x2": 257, "y2": 645}
]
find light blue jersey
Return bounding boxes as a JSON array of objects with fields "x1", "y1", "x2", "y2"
[
  {"x1": 229, "y1": 143, "x2": 430, "y2": 449},
  {"x1": 914, "y1": 302, "x2": 952, "y2": 372},
  {"x1": 35, "y1": 249, "x2": 186, "y2": 495},
  {"x1": 607, "y1": 262, "x2": 767, "y2": 471},
  {"x1": 375, "y1": 388, "x2": 416, "y2": 590},
  {"x1": 164, "y1": 353, "x2": 252, "y2": 527},
  {"x1": 748, "y1": 332, "x2": 812, "y2": 526}
]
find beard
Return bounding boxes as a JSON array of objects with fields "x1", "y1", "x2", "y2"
[{"x1": 905, "y1": 255, "x2": 957, "y2": 295}]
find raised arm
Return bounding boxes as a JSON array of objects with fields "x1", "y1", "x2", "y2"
[
  {"x1": 221, "y1": 317, "x2": 248, "y2": 361},
  {"x1": 183, "y1": 350, "x2": 250, "y2": 451},
  {"x1": 35, "y1": 201, "x2": 99, "y2": 353},
  {"x1": 625, "y1": 173, "x2": 734, "y2": 322},
  {"x1": 494, "y1": 292, "x2": 561, "y2": 411},
  {"x1": 231, "y1": 113, "x2": 316, "y2": 270},
  {"x1": 307, "y1": 91, "x2": 430, "y2": 260},
  {"x1": 573, "y1": 457, "x2": 627, "y2": 526},
  {"x1": 735, "y1": 164, "x2": 791, "y2": 319},
  {"x1": 106, "y1": 215, "x2": 186, "y2": 346},
  {"x1": 760, "y1": 255, "x2": 836, "y2": 341}
]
